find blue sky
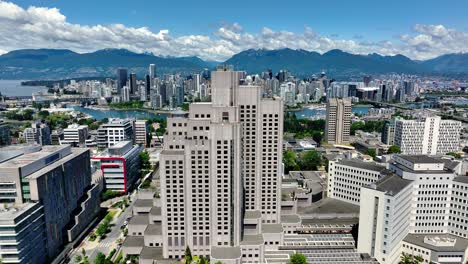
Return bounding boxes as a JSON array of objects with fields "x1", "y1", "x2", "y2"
[{"x1": 1, "y1": 0, "x2": 467, "y2": 60}]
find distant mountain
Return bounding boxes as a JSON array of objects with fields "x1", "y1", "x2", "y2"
[
  {"x1": 0, "y1": 48, "x2": 467, "y2": 80},
  {"x1": 224, "y1": 48, "x2": 429, "y2": 78},
  {"x1": 0, "y1": 48, "x2": 212, "y2": 79},
  {"x1": 421, "y1": 53, "x2": 468, "y2": 73}
]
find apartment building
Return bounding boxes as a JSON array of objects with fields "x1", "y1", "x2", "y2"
[
  {"x1": 394, "y1": 116, "x2": 461, "y2": 155},
  {"x1": 134, "y1": 120, "x2": 148, "y2": 146},
  {"x1": 325, "y1": 98, "x2": 352, "y2": 144},
  {"x1": 60, "y1": 124, "x2": 89, "y2": 146}
]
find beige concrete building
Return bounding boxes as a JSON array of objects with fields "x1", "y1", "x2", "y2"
[{"x1": 325, "y1": 98, "x2": 352, "y2": 144}]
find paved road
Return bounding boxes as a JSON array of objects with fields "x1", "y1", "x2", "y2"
[{"x1": 68, "y1": 191, "x2": 137, "y2": 263}]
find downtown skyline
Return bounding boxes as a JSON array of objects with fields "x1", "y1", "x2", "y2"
[{"x1": 0, "y1": 0, "x2": 468, "y2": 61}]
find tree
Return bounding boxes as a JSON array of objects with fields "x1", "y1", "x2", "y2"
[
  {"x1": 94, "y1": 252, "x2": 106, "y2": 264},
  {"x1": 387, "y1": 145, "x2": 401, "y2": 154},
  {"x1": 365, "y1": 149, "x2": 377, "y2": 159},
  {"x1": 399, "y1": 252, "x2": 423, "y2": 264},
  {"x1": 38, "y1": 110, "x2": 50, "y2": 119},
  {"x1": 283, "y1": 150, "x2": 299, "y2": 173},
  {"x1": 140, "y1": 151, "x2": 151, "y2": 171},
  {"x1": 288, "y1": 253, "x2": 307, "y2": 264},
  {"x1": 447, "y1": 152, "x2": 462, "y2": 159},
  {"x1": 299, "y1": 150, "x2": 322, "y2": 170},
  {"x1": 185, "y1": 246, "x2": 192, "y2": 264}
]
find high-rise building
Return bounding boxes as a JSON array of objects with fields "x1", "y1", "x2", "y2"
[
  {"x1": 116, "y1": 68, "x2": 128, "y2": 93},
  {"x1": 158, "y1": 65, "x2": 283, "y2": 262},
  {"x1": 381, "y1": 120, "x2": 395, "y2": 145},
  {"x1": 149, "y1": 64, "x2": 156, "y2": 80},
  {"x1": 0, "y1": 120, "x2": 11, "y2": 146},
  {"x1": 325, "y1": 98, "x2": 352, "y2": 144},
  {"x1": 134, "y1": 120, "x2": 148, "y2": 146},
  {"x1": 145, "y1": 74, "x2": 151, "y2": 100},
  {"x1": 394, "y1": 116, "x2": 461, "y2": 155},
  {"x1": 121, "y1": 86, "x2": 130, "y2": 102},
  {"x1": 97, "y1": 118, "x2": 134, "y2": 148},
  {"x1": 0, "y1": 145, "x2": 100, "y2": 262},
  {"x1": 130, "y1": 73, "x2": 137, "y2": 94}
]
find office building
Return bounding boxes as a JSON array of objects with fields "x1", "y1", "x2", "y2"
[
  {"x1": 134, "y1": 120, "x2": 148, "y2": 146},
  {"x1": 91, "y1": 141, "x2": 143, "y2": 193},
  {"x1": 149, "y1": 64, "x2": 156, "y2": 85},
  {"x1": 117, "y1": 68, "x2": 128, "y2": 93},
  {"x1": 51, "y1": 129, "x2": 64, "y2": 145},
  {"x1": 358, "y1": 155, "x2": 468, "y2": 264},
  {"x1": 394, "y1": 116, "x2": 461, "y2": 155},
  {"x1": 0, "y1": 145, "x2": 100, "y2": 262},
  {"x1": 158, "y1": 65, "x2": 283, "y2": 262},
  {"x1": 327, "y1": 159, "x2": 389, "y2": 205},
  {"x1": 23, "y1": 121, "x2": 51, "y2": 145},
  {"x1": 97, "y1": 118, "x2": 134, "y2": 148},
  {"x1": 60, "y1": 124, "x2": 89, "y2": 147},
  {"x1": 130, "y1": 73, "x2": 137, "y2": 94},
  {"x1": 0, "y1": 120, "x2": 11, "y2": 146},
  {"x1": 381, "y1": 120, "x2": 395, "y2": 145},
  {"x1": 325, "y1": 98, "x2": 352, "y2": 144}
]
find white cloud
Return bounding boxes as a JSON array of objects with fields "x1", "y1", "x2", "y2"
[{"x1": 0, "y1": 1, "x2": 466, "y2": 61}]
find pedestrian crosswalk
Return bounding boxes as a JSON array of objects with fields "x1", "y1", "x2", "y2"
[{"x1": 98, "y1": 241, "x2": 113, "y2": 248}]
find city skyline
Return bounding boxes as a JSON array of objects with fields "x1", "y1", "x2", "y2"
[{"x1": 1, "y1": 0, "x2": 468, "y2": 61}]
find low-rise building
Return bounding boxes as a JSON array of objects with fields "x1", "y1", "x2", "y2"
[{"x1": 91, "y1": 140, "x2": 143, "y2": 192}]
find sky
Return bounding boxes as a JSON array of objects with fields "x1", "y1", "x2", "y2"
[{"x1": 0, "y1": 0, "x2": 467, "y2": 61}]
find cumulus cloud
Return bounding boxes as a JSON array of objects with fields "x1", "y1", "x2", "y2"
[{"x1": 0, "y1": 1, "x2": 466, "y2": 61}]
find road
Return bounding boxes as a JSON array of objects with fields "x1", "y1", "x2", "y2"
[{"x1": 68, "y1": 191, "x2": 137, "y2": 263}]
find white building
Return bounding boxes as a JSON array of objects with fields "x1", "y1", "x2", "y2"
[
  {"x1": 158, "y1": 65, "x2": 283, "y2": 262},
  {"x1": 358, "y1": 155, "x2": 468, "y2": 264},
  {"x1": 60, "y1": 124, "x2": 89, "y2": 146},
  {"x1": 327, "y1": 159, "x2": 389, "y2": 205},
  {"x1": 121, "y1": 86, "x2": 130, "y2": 102},
  {"x1": 97, "y1": 118, "x2": 134, "y2": 148},
  {"x1": 394, "y1": 116, "x2": 461, "y2": 155}
]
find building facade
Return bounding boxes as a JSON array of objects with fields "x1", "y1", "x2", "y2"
[
  {"x1": 97, "y1": 118, "x2": 134, "y2": 148},
  {"x1": 325, "y1": 98, "x2": 351, "y2": 144},
  {"x1": 134, "y1": 120, "x2": 148, "y2": 146},
  {"x1": 394, "y1": 116, "x2": 461, "y2": 155},
  {"x1": 61, "y1": 124, "x2": 89, "y2": 146}
]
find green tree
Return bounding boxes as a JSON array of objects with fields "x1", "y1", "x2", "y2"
[
  {"x1": 283, "y1": 150, "x2": 299, "y2": 173},
  {"x1": 365, "y1": 149, "x2": 377, "y2": 159},
  {"x1": 299, "y1": 150, "x2": 322, "y2": 170},
  {"x1": 37, "y1": 110, "x2": 50, "y2": 119},
  {"x1": 447, "y1": 152, "x2": 462, "y2": 159},
  {"x1": 139, "y1": 151, "x2": 151, "y2": 171},
  {"x1": 94, "y1": 252, "x2": 107, "y2": 264},
  {"x1": 399, "y1": 252, "x2": 423, "y2": 264},
  {"x1": 387, "y1": 145, "x2": 401, "y2": 154},
  {"x1": 185, "y1": 246, "x2": 192, "y2": 264},
  {"x1": 288, "y1": 253, "x2": 307, "y2": 264}
]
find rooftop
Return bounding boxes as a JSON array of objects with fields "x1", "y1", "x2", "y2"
[
  {"x1": 244, "y1": 210, "x2": 261, "y2": 219},
  {"x1": 297, "y1": 198, "x2": 360, "y2": 215},
  {"x1": 128, "y1": 215, "x2": 149, "y2": 226},
  {"x1": 366, "y1": 174, "x2": 412, "y2": 196},
  {"x1": 404, "y1": 233, "x2": 468, "y2": 252},
  {"x1": 211, "y1": 246, "x2": 241, "y2": 260},
  {"x1": 145, "y1": 223, "x2": 162, "y2": 235},
  {"x1": 241, "y1": 234, "x2": 264, "y2": 245},
  {"x1": 134, "y1": 199, "x2": 153, "y2": 208},
  {"x1": 0, "y1": 202, "x2": 41, "y2": 220},
  {"x1": 398, "y1": 155, "x2": 444, "y2": 164},
  {"x1": 336, "y1": 159, "x2": 387, "y2": 173},
  {"x1": 139, "y1": 246, "x2": 163, "y2": 260},
  {"x1": 0, "y1": 145, "x2": 71, "y2": 169},
  {"x1": 262, "y1": 224, "x2": 284, "y2": 233},
  {"x1": 150, "y1": 206, "x2": 161, "y2": 216},
  {"x1": 122, "y1": 236, "x2": 144, "y2": 248},
  {"x1": 454, "y1": 176, "x2": 468, "y2": 184},
  {"x1": 281, "y1": 214, "x2": 301, "y2": 224}
]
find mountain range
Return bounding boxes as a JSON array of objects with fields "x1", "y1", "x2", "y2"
[{"x1": 0, "y1": 48, "x2": 467, "y2": 80}]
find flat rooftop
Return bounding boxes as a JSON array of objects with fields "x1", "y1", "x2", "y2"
[
  {"x1": 211, "y1": 246, "x2": 241, "y2": 260},
  {"x1": 140, "y1": 246, "x2": 163, "y2": 260},
  {"x1": 398, "y1": 155, "x2": 444, "y2": 164},
  {"x1": 241, "y1": 234, "x2": 264, "y2": 245},
  {"x1": 454, "y1": 176, "x2": 468, "y2": 184},
  {"x1": 404, "y1": 233, "x2": 468, "y2": 252},
  {"x1": 367, "y1": 174, "x2": 412, "y2": 196},
  {"x1": 336, "y1": 159, "x2": 387, "y2": 172},
  {"x1": 134, "y1": 199, "x2": 153, "y2": 208},
  {"x1": 26, "y1": 148, "x2": 88, "y2": 179},
  {"x1": 298, "y1": 198, "x2": 360, "y2": 215},
  {"x1": 262, "y1": 224, "x2": 284, "y2": 233},
  {"x1": 145, "y1": 223, "x2": 162, "y2": 236},
  {"x1": 0, "y1": 145, "x2": 71, "y2": 169},
  {"x1": 0, "y1": 202, "x2": 41, "y2": 220},
  {"x1": 129, "y1": 215, "x2": 149, "y2": 225}
]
